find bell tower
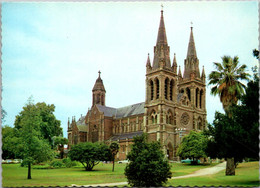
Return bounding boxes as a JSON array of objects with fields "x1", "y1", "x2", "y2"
[
  {"x1": 144, "y1": 9, "x2": 178, "y2": 160},
  {"x1": 92, "y1": 71, "x2": 106, "y2": 107}
]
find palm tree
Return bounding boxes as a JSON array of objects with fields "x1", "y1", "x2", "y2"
[
  {"x1": 209, "y1": 56, "x2": 250, "y2": 115},
  {"x1": 208, "y1": 55, "x2": 250, "y2": 175}
]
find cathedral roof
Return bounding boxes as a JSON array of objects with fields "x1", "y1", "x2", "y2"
[
  {"x1": 96, "y1": 102, "x2": 145, "y2": 119},
  {"x1": 156, "y1": 10, "x2": 168, "y2": 45},
  {"x1": 110, "y1": 131, "x2": 143, "y2": 141}
]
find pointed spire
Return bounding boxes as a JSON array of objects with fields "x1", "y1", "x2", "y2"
[
  {"x1": 172, "y1": 53, "x2": 177, "y2": 66},
  {"x1": 146, "y1": 53, "x2": 151, "y2": 67},
  {"x1": 172, "y1": 53, "x2": 177, "y2": 73},
  {"x1": 156, "y1": 9, "x2": 168, "y2": 45},
  {"x1": 201, "y1": 66, "x2": 206, "y2": 80},
  {"x1": 178, "y1": 66, "x2": 182, "y2": 78},
  {"x1": 152, "y1": 8, "x2": 171, "y2": 70},
  {"x1": 92, "y1": 71, "x2": 106, "y2": 92},
  {"x1": 187, "y1": 26, "x2": 197, "y2": 59}
]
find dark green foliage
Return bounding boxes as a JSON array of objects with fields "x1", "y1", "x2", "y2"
[
  {"x1": 253, "y1": 49, "x2": 259, "y2": 59},
  {"x1": 50, "y1": 160, "x2": 64, "y2": 168},
  {"x1": 14, "y1": 102, "x2": 62, "y2": 145},
  {"x1": 205, "y1": 74, "x2": 259, "y2": 167},
  {"x1": 62, "y1": 158, "x2": 78, "y2": 168},
  {"x1": 177, "y1": 131, "x2": 207, "y2": 163},
  {"x1": 2, "y1": 126, "x2": 20, "y2": 159},
  {"x1": 124, "y1": 134, "x2": 172, "y2": 187},
  {"x1": 68, "y1": 142, "x2": 111, "y2": 171}
]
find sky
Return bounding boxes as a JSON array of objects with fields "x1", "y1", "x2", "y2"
[{"x1": 2, "y1": 1, "x2": 259, "y2": 137}]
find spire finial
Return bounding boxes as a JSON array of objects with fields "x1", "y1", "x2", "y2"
[
  {"x1": 190, "y1": 21, "x2": 193, "y2": 29},
  {"x1": 161, "y1": 4, "x2": 164, "y2": 11},
  {"x1": 98, "y1": 70, "x2": 101, "y2": 78}
]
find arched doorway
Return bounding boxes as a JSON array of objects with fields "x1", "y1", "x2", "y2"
[{"x1": 167, "y1": 142, "x2": 173, "y2": 160}]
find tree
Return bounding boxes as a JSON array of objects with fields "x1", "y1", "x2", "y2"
[
  {"x1": 14, "y1": 101, "x2": 62, "y2": 145},
  {"x1": 252, "y1": 49, "x2": 259, "y2": 59},
  {"x1": 53, "y1": 137, "x2": 68, "y2": 159},
  {"x1": 208, "y1": 55, "x2": 250, "y2": 175},
  {"x1": 68, "y1": 142, "x2": 111, "y2": 171},
  {"x1": 2, "y1": 126, "x2": 20, "y2": 159},
  {"x1": 124, "y1": 134, "x2": 172, "y2": 187},
  {"x1": 109, "y1": 142, "x2": 119, "y2": 172},
  {"x1": 177, "y1": 131, "x2": 207, "y2": 164},
  {"x1": 15, "y1": 100, "x2": 54, "y2": 179}
]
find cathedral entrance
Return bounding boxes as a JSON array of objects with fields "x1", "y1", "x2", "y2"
[{"x1": 167, "y1": 142, "x2": 173, "y2": 160}]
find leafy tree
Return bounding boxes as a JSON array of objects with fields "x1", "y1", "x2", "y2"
[
  {"x1": 124, "y1": 134, "x2": 172, "y2": 187},
  {"x1": 109, "y1": 142, "x2": 119, "y2": 172},
  {"x1": 206, "y1": 71, "x2": 259, "y2": 174},
  {"x1": 53, "y1": 137, "x2": 68, "y2": 159},
  {"x1": 15, "y1": 100, "x2": 54, "y2": 179},
  {"x1": 14, "y1": 102, "x2": 62, "y2": 145},
  {"x1": 68, "y1": 142, "x2": 111, "y2": 171},
  {"x1": 208, "y1": 55, "x2": 250, "y2": 175},
  {"x1": 252, "y1": 49, "x2": 259, "y2": 59},
  {"x1": 177, "y1": 131, "x2": 207, "y2": 164},
  {"x1": 2, "y1": 126, "x2": 20, "y2": 159}
]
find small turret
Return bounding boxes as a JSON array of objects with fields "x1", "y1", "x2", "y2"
[
  {"x1": 178, "y1": 66, "x2": 183, "y2": 80},
  {"x1": 172, "y1": 53, "x2": 177, "y2": 74},
  {"x1": 146, "y1": 53, "x2": 152, "y2": 72},
  {"x1": 201, "y1": 66, "x2": 206, "y2": 82}
]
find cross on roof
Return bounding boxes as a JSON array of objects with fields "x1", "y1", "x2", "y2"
[
  {"x1": 161, "y1": 4, "x2": 164, "y2": 11},
  {"x1": 191, "y1": 21, "x2": 193, "y2": 28},
  {"x1": 98, "y1": 70, "x2": 101, "y2": 77}
]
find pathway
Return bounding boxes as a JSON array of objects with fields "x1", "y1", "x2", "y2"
[{"x1": 70, "y1": 162, "x2": 226, "y2": 187}]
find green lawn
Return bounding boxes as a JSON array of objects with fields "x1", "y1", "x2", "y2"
[
  {"x1": 2, "y1": 161, "x2": 259, "y2": 187},
  {"x1": 167, "y1": 161, "x2": 259, "y2": 187}
]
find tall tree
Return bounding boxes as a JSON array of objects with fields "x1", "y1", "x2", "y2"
[
  {"x1": 16, "y1": 99, "x2": 54, "y2": 179},
  {"x1": 124, "y1": 134, "x2": 172, "y2": 187},
  {"x1": 177, "y1": 131, "x2": 207, "y2": 164},
  {"x1": 14, "y1": 101, "x2": 62, "y2": 145},
  {"x1": 109, "y1": 142, "x2": 119, "y2": 172},
  {"x1": 208, "y1": 55, "x2": 250, "y2": 175}
]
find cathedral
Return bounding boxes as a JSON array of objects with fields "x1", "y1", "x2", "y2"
[{"x1": 67, "y1": 9, "x2": 207, "y2": 161}]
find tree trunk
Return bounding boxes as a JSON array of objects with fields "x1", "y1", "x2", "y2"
[
  {"x1": 112, "y1": 157, "x2": 115, "y2": 172},
  {"x1": 27, "y1": 162, "x2": 32, "y2": 179},
  {"x1": 226, "y1": 157, "x2": 235, "y2": 175}
]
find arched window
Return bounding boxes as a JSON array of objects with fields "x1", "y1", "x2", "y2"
[
  {"x1": 155, "y1": 78, "x2": 160, "y2": 99},
  {"x1": 166, "y1": 110, "x2": 173, "y2": 124},
  {"x1": 151, "y1": 110, "x2": 157, "y2": 124},
  {"x1": 196, "y1": 88, "x2": 199, "y2": 108},
  {"x1": 164, "y1": 78, "x2": 169, "y2": 100},
  {"x1": 101, "y1": 94, "x2": 104, "y2": 105},
  {"x1": 96, "y1": 94, "x2": 100, "y2": 104},
  {"x1": 170, "y1": 80, "x2": 174, "y2": 101},
  {"x1": 150, "y1": 80, "x2": 154, "y2": 100},
  {"x1": 186, "y1": 88, "x2": 191, "y2": 101},
  {"x1": 200, "y1": 90, "x2": 203, "y2": 108}
]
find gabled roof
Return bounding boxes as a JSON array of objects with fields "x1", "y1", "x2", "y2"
[
  {"x1": 75, "y1": 116, "x2": 87, "y2": 132},
  {"x1": 96, "y1": 102, "x2": 145, "y2": 119},
  {"x1": 96, "y1": 105, "x2": 117, "y2": 117}
]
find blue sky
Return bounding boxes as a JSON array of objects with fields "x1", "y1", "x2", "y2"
[{"x1": 2, "y1": 2, "x2": 258, "y2": 137}]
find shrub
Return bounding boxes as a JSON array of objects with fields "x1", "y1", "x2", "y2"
[{"x1": 50, "y1": 160, "x2": 64, "y2": 168}]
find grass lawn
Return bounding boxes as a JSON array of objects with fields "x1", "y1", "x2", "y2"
[
  {"x1": 2, "y1": 161, "x2": 258, "y2": 187},
  {"x1": 167, "y1": 161, "x2": 259, "y2": 187},
  {"x1": 3, "y1": 162, "x2": 127, "y2": 187}
]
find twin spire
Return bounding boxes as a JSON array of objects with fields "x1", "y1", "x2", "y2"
[{"x1": 147, "y1": 8, "x2": 204, "y2": 81}]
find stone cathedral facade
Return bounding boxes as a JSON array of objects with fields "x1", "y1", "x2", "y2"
[{"x1": 67, "y1": 10, "x2": 207, "y2": 161}]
